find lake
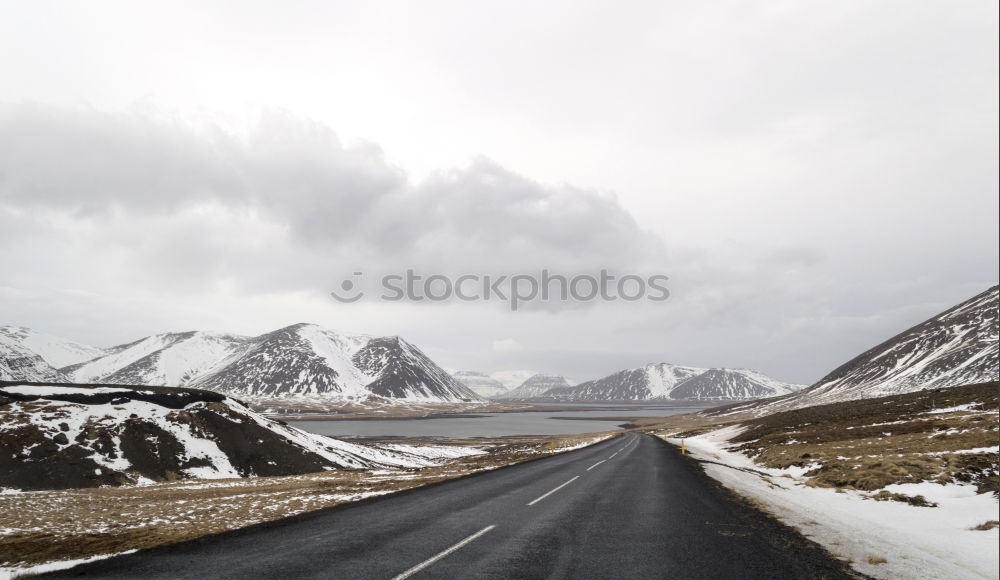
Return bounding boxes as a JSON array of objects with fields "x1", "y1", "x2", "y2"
[{"x1": 287, "y1": 403, "x2": 709, "y2": 439}]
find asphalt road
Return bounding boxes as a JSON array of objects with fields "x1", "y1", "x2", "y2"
[{"x1": 44, "y1": 433, "x2": 854, "y2": 579}]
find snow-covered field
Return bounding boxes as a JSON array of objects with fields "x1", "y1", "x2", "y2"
[{"x1": 662, "y1": 428, "x2": 999, "y2": 579}]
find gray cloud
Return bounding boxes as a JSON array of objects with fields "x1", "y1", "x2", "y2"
[{"x1": 0, "y1": 103, "x2": 667, "y2": 296}]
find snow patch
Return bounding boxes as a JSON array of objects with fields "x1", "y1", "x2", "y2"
[
  {"x1": 0, "y1": 550, "x2": 137, "y2": 580},
  {"x1": 664, "y1": 430, "x2": 999, "y2": 579}
]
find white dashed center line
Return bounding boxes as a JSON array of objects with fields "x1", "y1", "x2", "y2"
[
  {"x1": 393, "y1": 438, "x2": 641, "y2": 578},
  {"x1": 391, "y1": 525, "x2": 496, "y2": 580},
  {"x1": 527, "y1": 476, "x2": 580, "y2": 506}
]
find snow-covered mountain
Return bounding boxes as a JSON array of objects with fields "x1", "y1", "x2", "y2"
[
  {"x1": 496, "y1": 374, "x2": 573, "y2": 400},
  {"x1": 726, "y1": 285, "x2": 999, "y2": 415},
  {"x1": 0, "y1": 325, "x2": 106, "y2": 368},
  {"x1": 185, "y1": 325, "x2": 372, "y2": 398},
  {"x1": 2, "y1": 323, "x2": 481, "y2": 403},
  {"x1": 0, "y1": 335, "x2": 65, "y2": 382},
  {"x1": 0, "y1": 382, "x2": 482, "y2": 491},
  {"x1": 452, "y1": 371, "x2": 509, "y2": 398},
  {"x1": 541, "y1": 364, "x2": 803, "y2": 401},
  {"x1": 0, "y1": 325, "x2": 107, "y2": 381},
  {"x1": 66, "y1": 330, "x2": 249, "y2": 386},
  {"x1": 79, "y1": 324, "x2": 480, "y2": 403},
  {"x1": 348, "y1": 336, "x2": 480, "y2": 401}
]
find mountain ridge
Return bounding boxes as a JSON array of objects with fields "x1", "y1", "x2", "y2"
[
  {"x1": 2, "y1": 323, "x2": 481, "y2": 404},
  {"x1": 717, "y1": 285, "x2": 999, "y2": 415},
  {"x1": 540, "y1": 363, "x2": 803, "y2": 401},
  {"x1": 496, "y1": 374, "x2": 574, "y2": 400},
  {"x1": 452, "y1": 371, "x2": 510, "y2": 398}
]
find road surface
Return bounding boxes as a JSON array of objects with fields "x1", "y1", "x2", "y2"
[{"x1": 44, "y1": 433, "x2": 853, "y2": 579}]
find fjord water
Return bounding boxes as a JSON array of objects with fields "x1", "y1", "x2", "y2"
[{"x1": 287, "y1": 403, "x2": 709, "y2": 438}]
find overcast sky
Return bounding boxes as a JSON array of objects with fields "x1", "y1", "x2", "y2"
[{"x1": 1, "y1": 1, "x2": 997, "y2": 385}]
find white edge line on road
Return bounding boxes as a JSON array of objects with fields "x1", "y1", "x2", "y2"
[
  {"x1": 527, "y1": 476, "x2": 580, "y2": 506},
  {"x1": 586, "y1": 460, "x2": 607, "y2": 471},
  {"x1": 391, "y1": 525, "x2": 496, "y2": 580}
]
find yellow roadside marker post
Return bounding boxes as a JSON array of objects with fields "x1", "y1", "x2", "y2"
[{"x1": 681, "y1": 439, "x2": 685, "y2": 455}]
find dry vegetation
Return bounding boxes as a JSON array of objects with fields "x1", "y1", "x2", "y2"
[
  {"x1": 0, "y1": 432, "x2": 617, "y2": 572},
  {"x1": 663, "y1": 382, "x2": 999, "y2": 498}
]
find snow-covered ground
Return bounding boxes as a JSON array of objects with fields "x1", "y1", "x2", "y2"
[{"x1": 662, "y1": 428, "x2": 999, "y2": 579}]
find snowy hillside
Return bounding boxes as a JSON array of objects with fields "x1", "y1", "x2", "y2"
[
  {"x1": 188, "y1": 325, "x2": 373, "y2": 398},
  {"x1": 453, "y1": 371, "x2": 509, "y2": 398},
  {"x1": 350, "y1": 336, "x2": 480, "y2": 401},
  {"x1": 0, "y1": 334, "x2": 66, "y2": 382},
  {"x1": 0, "y1": 382, "x2": 483, "y2": 491},
  {"x1": 59, "y1": 323, "x2": 480, "y2": 403},
  {"x1": 66, "y1": 331, "x2": 249, "y2": 386},
  {"x1": 496, "y1": 374, "x2": 573, "y2": 399},
  {"x1": 726, "y1": 285, "x2": 1000, "y2": 415},
  {"x1": 0, "y1": 326, "x2": 105, "y2": 368},
  {"x1": 542, "y1": 364, "x2": 803, "y2": 401}
]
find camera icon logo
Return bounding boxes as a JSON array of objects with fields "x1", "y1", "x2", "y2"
[{"x1": 330, "y1": 272, "x2": 364, "y2": 303}]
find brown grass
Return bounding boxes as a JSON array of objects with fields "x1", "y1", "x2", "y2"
[
  {"x1": 724, "y1": 383, "x2": 999, "y2": 494},
  {"x1": 870, "y1": 490, "x2": 937, "y2": 507},
  {"x1": 641, "y1": 383, "x2": 999, "y2": 503},
  {"x1": 867, "y1": 556, "x2": 888, "y2": 565},
  {"x1": 971, "y1": 520, "x2": 999, "y2": 531}
]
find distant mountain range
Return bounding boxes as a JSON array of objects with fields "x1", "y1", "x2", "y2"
[
  {"x1": 538, "y1": 364, "x2": 803, "y2": 401},
  {"x1": 14, "y1": 283, "x2": 992, "y2": 410},
  {"x1": 452, "y1": 371, "x2": 510, "y2": 398},
  {"x1": 453, "y1": 366, "x2": 799, "y2": 402},
  {"x1": 1, "y1": 324, "x2": 481, "y2": 404},
  {"x1": 496, "y1": 374, "x2": 574, "y2": 399},
  {"x1": 719, "y1": 285, "x2": 999, "y2": 415},
  {"x1": 489, "y1": 370, "x2": 537, "y2": 390},
  {"x1": 451, "y1": 371, "x2": 574, "y2": 400}
]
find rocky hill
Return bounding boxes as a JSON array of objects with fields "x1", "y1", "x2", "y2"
[{"x1": 0, "y1": 381, "x2": 480, "y2": 491}]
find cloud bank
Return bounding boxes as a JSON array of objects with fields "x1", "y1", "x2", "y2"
[{"x1": 0, "y1": 92, "x2": 995, "y2": 384}]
